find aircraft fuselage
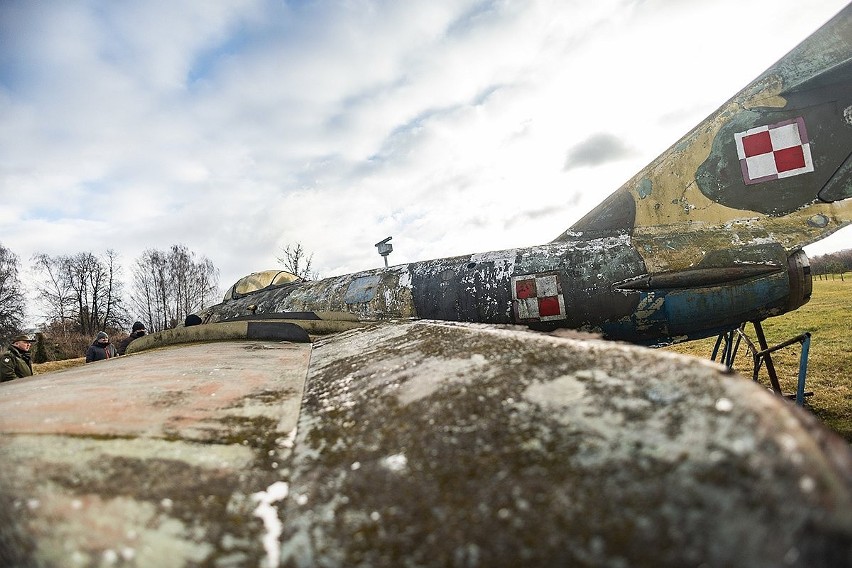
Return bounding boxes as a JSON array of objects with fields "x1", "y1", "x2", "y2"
[{"x1": 201, "y1": 238, "x2": 811, "y2": 345}]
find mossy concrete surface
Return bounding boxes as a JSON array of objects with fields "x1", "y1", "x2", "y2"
[
  {"x1": 283, "y1": 321, "x2": 852, "y2": 567},
  {"x1": 0, "y1": 340, "x2": 310, "y2": 567},
  {"x1": 2, "y1": 321, "x2": 851, "y2": 567}
]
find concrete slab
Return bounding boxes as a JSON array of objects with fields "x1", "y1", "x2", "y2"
[
  {"x1": 1, "y1": 322, "x2": 850, "y2": 567},
  {"x1": 0, "y1": 340, "x2": 311, "y2": 567},
  {"x1": 282, "y1": 321, "x2": 852, "y2": 567}
]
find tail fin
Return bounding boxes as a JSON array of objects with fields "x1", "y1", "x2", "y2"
[{"x1": 556, "y1": 5, "x2": 852, "y2": 273}]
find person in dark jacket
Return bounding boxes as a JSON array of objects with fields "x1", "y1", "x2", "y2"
[
  {"x1": 117, "y1": 321, "x2": 146, "y2": 355},
  {"x1": 86, "y1": 331, "x2": 117, "y2": 363},
  {"x1": 1, "y1": 334, "x2": 36, "y2": 382}
]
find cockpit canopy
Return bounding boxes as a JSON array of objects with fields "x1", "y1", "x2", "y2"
[{"x1": 223, "y1": 270, "x2": 302, "y2": 301}]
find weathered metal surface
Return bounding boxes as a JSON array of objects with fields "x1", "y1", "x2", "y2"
[
  {"x1": 196, "y1": 7, "x2": 851, "y2": 346},
  {"x1": 197, "y1": 240, "x2": 648, "y2": 331},
  {"x1": 281, "y1": 321, "x2": 852, "y2": 567},
  {"x1": 563, "y1": 5, "x2": 852, "y2": 274},
  {"x1": 1, "y1": 323, "x2": 851, "y2": 566},
  {"x1": 199, "y1": 235, "x2": 809, "y2": 344},
  {"x1": 615, "y1": 264, "x2": 782, "y2": 290},
  {"x1": 127, "y1": 319, "x2": 364, "y2": 354},
  {"x1": 0, "y1": 341, "x2": 311, "y2": 567}
]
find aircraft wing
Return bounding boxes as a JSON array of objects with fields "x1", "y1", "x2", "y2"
[{"x1": 2, "y1": 322, "x2": 851, "y2": 567}]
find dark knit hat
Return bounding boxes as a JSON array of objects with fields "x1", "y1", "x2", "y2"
[
  {"x1": 132, "y1": 321, "x2": 146, "y2": 332},
  {"x1": 184, "y1": 314, "x2": 202, "y2": 327},
  {"x1": 96, "y1": 331, "x2": 109, "y2": 341}
]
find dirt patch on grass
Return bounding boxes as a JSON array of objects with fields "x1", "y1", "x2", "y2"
[{"x1": 34, "y1": 358, "x2": 85, "y2": 374}]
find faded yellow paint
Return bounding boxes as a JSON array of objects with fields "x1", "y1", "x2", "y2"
[
  {"x1": 626, "y1": 75, "x2": 852, "y2": 273},
  {"x1": 633, "y1": 199, "x2": 852, "y2": 274},
  {"x1": 632, "y1": 81, "x2": 788, "y2": 228},
  {"x1": 629, "y1": 100, "x2": 756, "y2": 271},
  {"x1": 756, "y1": 199, "x2": 852, "y2": 247},
  {"x1": 739, "y1": 75, "x2": 787, "y2": 111}
]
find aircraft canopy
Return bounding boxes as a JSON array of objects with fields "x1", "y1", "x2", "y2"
[{"x1": 224, "y1": 269, "x2": 301, "y2": 301}]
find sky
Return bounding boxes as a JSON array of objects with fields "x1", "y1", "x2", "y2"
[{"x1": 1, "y1": 0, "x2": 850, "y2": 322}]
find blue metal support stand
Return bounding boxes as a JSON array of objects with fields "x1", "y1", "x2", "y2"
[{"x1": 712, "y1": 321, "x2": 812, "y2": 406}]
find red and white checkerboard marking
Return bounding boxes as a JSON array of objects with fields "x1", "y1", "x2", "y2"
[
  {"x1": 735, "y1": 117, "x2": 813, "y2": 185},
  {"x1": 512, "y1": 273, "x2": 566, "y2": 322}
]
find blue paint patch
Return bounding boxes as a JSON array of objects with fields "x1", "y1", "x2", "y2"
[
  {"x1": 344, "y1": 275, "x2": 381, "y2": 304},
  {"x1": 638, "y1": 178, "x2": 653, "y2": 199},
  {"x1": 603, "y1": 273, "x2": 791, "y2": 344},
  {"x1": 664, "y1": 277, "x2": 787, "y2": 334},
  {"x1": 807, "y1": 214, "x2": 829, "y2": 228}
]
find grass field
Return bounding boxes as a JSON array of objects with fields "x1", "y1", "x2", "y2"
[
  {"x1": 664, "y1": 276, "x2": 852, "y2": 443},
  {"x1": 35, "y1": 357, "x2": 85, "y2": 373},
  {"x1": 33, "y1": 277, "x2": 851, "y2": 442}
]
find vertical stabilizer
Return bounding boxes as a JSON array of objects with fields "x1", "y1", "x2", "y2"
[{"x1": 557, "y1": 5, "x2": 852, "y2": 273}]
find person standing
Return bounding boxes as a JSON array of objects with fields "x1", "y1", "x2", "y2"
[
  {"x1": 117, "y1": 321, "x2": 146, "y2": 355},
  {"x1": 85, "y1": 331, "x2": 117, "y2": 363},
  {"x1": 1, "y1": 334, "x2": 36, "y2": 382}
]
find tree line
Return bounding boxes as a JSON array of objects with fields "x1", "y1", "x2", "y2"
[
  {"x1": 0, "y1": 242, "x2": 219, "y2": 361},
  {"x1": 810, "y1": 248, "x2": 852, "y2": 278}
]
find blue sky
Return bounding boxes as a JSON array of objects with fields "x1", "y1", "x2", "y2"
[{"x1": 1, "y1": 0, "x2": 849, "y2": 319}]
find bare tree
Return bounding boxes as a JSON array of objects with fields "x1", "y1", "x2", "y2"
[
  {"x1": 0, "y1": 242, "x2": 26, "y2": 341},
  {"x1": 169, "y1": 245, "x2": 219, "y2": 319},
  {"x1": 277, "y1": 242, "x2": 318, "y2": 279},
  {"x1": 130, "y1": 245, "x2": 219, "y2": 332},
  {"x1": 130, "y1": 249, "x2": 164, "y2": 333},
  {"x1": 31, "y1": 251, "x2": 126, "y2": 336},
  {"x1": 31, "y1": 253, "x2": 74, "y2": 337}
]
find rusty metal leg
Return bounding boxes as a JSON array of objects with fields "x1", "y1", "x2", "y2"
[
  {"x1": 712, "y1": 329, "x2": 736, "y2": 368},
  {"x1": 711, "y1": 333, "x2": 724, "y2": 362},
  {"x1": 752, "y1": 320, "x2": 783, "y2": 395}
]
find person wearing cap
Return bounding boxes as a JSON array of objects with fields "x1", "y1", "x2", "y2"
[
  {"x1": 85, "y1": 331, "x2": 118, "y2": 363},
  {"x1": 117, "y1": 321, "x2": 147, "y2": 355},
  {"x1": 1, "y1": 334, "x2": 36, "y2": 382}
]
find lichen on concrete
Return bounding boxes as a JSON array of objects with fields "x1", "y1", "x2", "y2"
[{"x1": 280, "y1": 320, "x2": 852, "y2": 567}]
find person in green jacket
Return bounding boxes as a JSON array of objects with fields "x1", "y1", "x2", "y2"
[{"x1": 1, "y1": 333, "x2": 36, "y2": 382}]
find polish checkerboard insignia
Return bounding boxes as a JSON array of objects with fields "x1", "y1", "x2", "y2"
[
  {"x1": 512, "y1": 272, "x2": 566, "y2": 322},
  {"x1": 735, "y1": 117, "x2": 813, "y2": 185}
]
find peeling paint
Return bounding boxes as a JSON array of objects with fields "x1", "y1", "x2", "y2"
[{"x1": 252, "y1": 481, "x2": 289, "y2": 568}]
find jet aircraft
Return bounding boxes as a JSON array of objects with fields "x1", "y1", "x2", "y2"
[
  {"x1": 1, "y1": 5, "x2": 851, "y2": 568},
  {"x1": 197, "y1": 4, "x2": 852, "y2": 349}
]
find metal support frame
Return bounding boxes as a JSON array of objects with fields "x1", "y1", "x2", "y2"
[{"x1": 711, "y1": 320, "x2": 812, "y2": 405}]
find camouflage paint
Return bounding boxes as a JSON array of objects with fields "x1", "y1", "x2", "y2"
[
  {"x1": 565, "y1": 6, "x2": 852, "y2": 275},
  {"x1": 199, "y1": 5, "x2": 849, "y2": 345}
]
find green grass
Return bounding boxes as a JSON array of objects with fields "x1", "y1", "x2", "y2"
[{"x1": 665, "y1": 276, "x2": 852, "y2": 442}]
